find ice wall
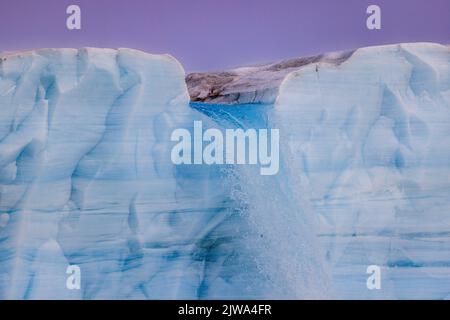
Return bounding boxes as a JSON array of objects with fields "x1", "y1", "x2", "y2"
[
  {"x1": 0, "y1": 48, "x2": 237, "y2": 299},
  {"x1": 273, "y1": 43, "x2": 450, "y2": 298},
  {"x1": 1, "y1": 43, "x2": 450, "y2": 300}
]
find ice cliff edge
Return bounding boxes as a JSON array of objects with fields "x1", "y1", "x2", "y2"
[{"x1": 2, "y1": 43, "x2": 450, "y2": 299}]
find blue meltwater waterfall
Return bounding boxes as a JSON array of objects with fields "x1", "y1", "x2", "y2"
[{"x1": 191, "y1": 102, "x2": 331, "y2": 299}]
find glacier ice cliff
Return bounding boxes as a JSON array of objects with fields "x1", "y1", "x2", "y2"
[
  {"x1": 272, "y1": 43, "x2": 450, "y2": 299},
  {"x1": 0, "y1": 48, "x2": 243, "y2": 299},
  {"x1": 1, "y1": 43, "x2": 450, "y2": 299}
]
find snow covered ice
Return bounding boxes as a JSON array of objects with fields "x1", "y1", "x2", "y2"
[{"x1": 0, "y1": 43, "x2": 450, "y2": 299}]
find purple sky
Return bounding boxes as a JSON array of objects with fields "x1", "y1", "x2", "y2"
[{"x1": 1, "y1": 0, "x2": 449, "y2": 71}]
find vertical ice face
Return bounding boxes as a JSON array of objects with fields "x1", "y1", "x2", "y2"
[
  {"x1": 1, "y1": 43, "x2": 450, "y2": 300},
  {"x1": 273, "y1": 43, "x2": 450, "y2": 298},
  {"x1": 0, "y1": 48, "x2": 233, "y2": 299}
]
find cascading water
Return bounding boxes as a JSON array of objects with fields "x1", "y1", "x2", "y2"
[{"x1": 192, "y1": 102, "x2": 332, "y2": 299}]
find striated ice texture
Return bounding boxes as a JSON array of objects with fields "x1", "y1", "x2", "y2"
[
  {"x1": 0, "y1": 48, "x2": 245, "y2": 299},
  {"x1": 1, "y1": 43, "x2": 450, "y2": 299},
  {"x1": 272, "y1": 43, "x2": 450, "y2": 299}
]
